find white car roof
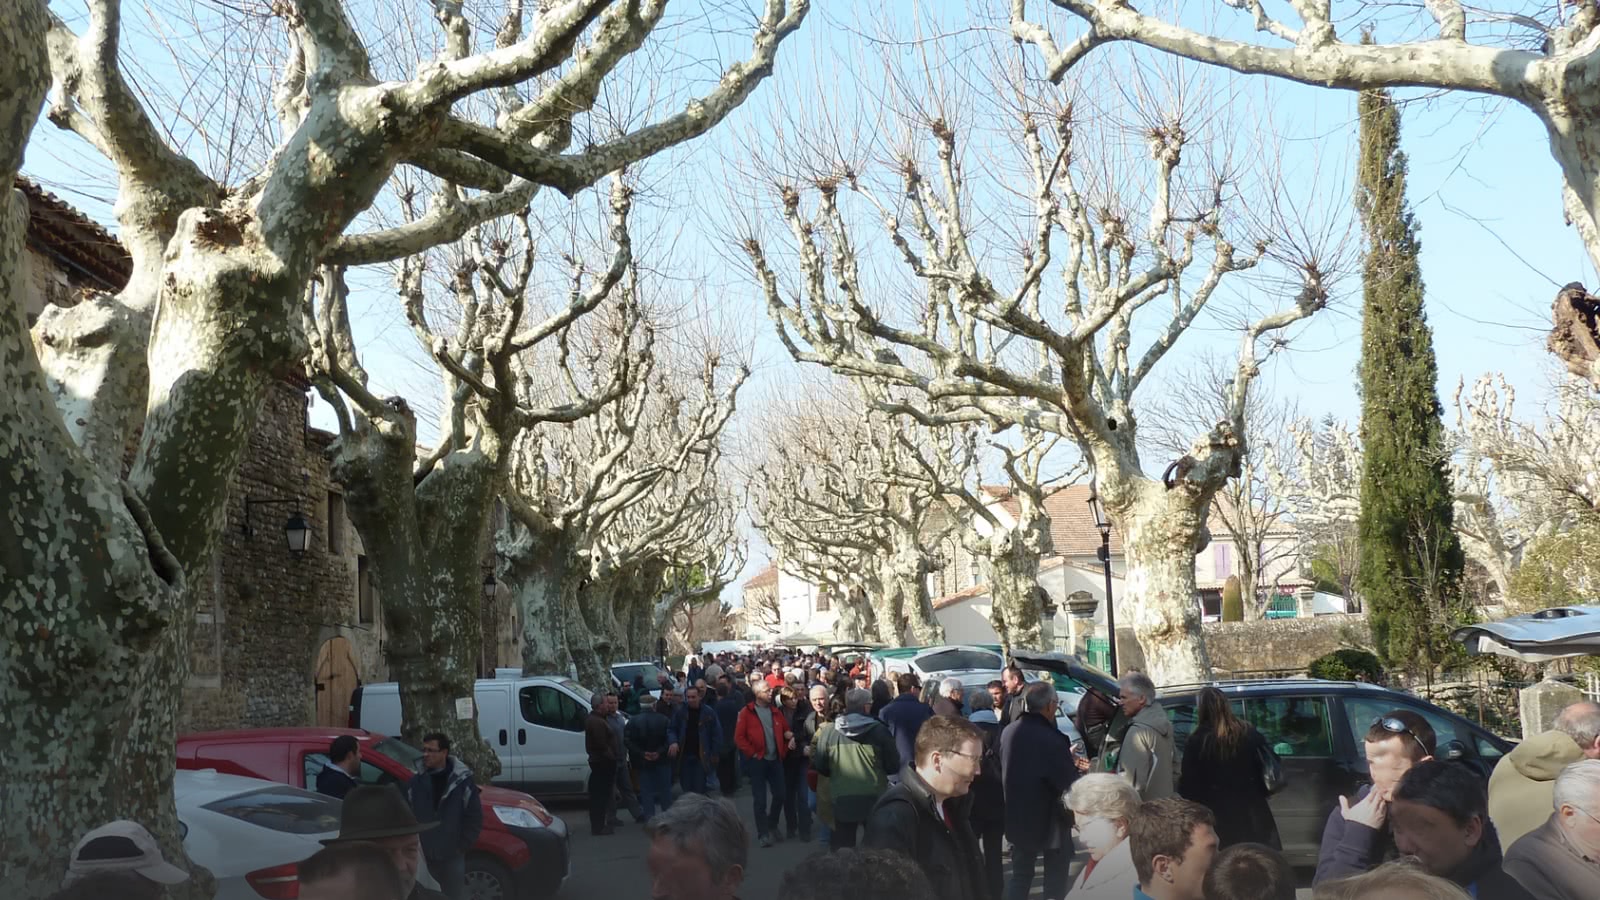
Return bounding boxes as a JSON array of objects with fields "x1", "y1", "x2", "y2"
[{"x1": 175, "y1": 769, "x2": 299, "y2": 803}]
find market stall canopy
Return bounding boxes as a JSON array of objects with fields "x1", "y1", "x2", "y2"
[{"x1": 1451, "y1": 606, "x2": 1600, "y2": 662}]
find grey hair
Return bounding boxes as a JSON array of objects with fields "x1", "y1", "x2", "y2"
[
  {"x1": 1024, "y1": 681, "x2": 1057, "y2": 713},
  {"x1": 645, "y1": 793, "x2": 748, "y2": 880},
  {"x1": 590, "y1": 691, "x2": 608, "y2": 708},
  {"x1": 1553, "y1": 759, "x2": 1600, "y2": 814},
  {"x1": 941, "y1": 677, "x2": 964, "y2": 696},
  {"x1": 1119, "y1": 673, "x2": 1157, "y2": 702},
  {"x1": 1065, "y1": 773, "x2": 1141, "y2": 823},
  {"x1": 1555, "y1": 701, "x2": 1600, "y2": 751},
  {"x1": 845, "y1": 688, "x2": 872, "y2": 714}
]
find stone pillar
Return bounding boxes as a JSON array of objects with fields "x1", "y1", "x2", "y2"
[
  {"x1": 1519, "y1": 678, "x2": 1583, "y2": 740},
  {"x1": 1297, "y1": 585, "x2": 1316, "y2": 618}
]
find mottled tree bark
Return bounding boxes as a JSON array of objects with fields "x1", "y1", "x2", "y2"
[
  {"x1": 500, "y1": 526, "x2": 573, "y2": 676},
  {"x1": 982, "y1": 524, "x2": 1049, "y2": 660},
  {"x1": 332, "y1": 406, "x2": 502, "y2": 779}
]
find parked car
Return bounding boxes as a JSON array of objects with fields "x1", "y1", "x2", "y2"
[
  {"x1": 174, "y1": 769, "x2": 343, "y2": 899},
  {"x1": 177, "y1": 727, "x2": 567, "y2": 900},
  {"x1": 352, "y1": 674, "x2": 596, "y2": 796},
  {"x1": 612, "y1": 660, "x2": 665, "y2": 690},
  {"x1": 1154, "y1": 679, "x2": 1514, "y2": 866}
]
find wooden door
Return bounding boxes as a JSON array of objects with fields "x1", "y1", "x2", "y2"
[{"x1": 314, "y1": 636, "x2": 360, "y2": 727}]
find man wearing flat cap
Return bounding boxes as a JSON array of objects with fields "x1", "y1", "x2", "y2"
[{"x1": 324, "y1": 785, "x2": 448, "y2": 900}]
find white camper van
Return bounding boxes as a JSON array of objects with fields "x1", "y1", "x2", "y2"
[{"x1": 350, "y1": 673, "x2": 596, "y2": 796}]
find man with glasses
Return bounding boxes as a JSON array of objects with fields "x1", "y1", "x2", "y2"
[
  {"x1": 1313, "y1": 709, "x2": 1436, "y2": 885},
  {"x1": 1504, "y1": 758, "x2": 1600, "y2": 899},
  {"x1": 404, "y1": 734, "x2": 481, "y2": 900},
  {"x1": 863, "y1": 715, "x2": 988, "y2": 900}
]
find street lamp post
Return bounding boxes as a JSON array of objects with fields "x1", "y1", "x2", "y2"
[{"x1": 1086, "y1": 487, "x2": 1119, "y2": 676}]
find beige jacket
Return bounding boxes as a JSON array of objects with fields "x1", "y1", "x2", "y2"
[{"x1": 1488, "y1": 729, "x2": 1584, "y2": 852}]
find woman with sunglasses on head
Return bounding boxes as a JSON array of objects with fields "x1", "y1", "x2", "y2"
[
  {"x1": 1178, "y1": 687, "x2": 1282, "y2": 850},
  {"x1": 1313, "y1": 710, "x2": 1437, "y2": 885}
]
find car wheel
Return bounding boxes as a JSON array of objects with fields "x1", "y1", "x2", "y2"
[{"x1": 464, "y1": 856, "x2": 515, "y2": 900}]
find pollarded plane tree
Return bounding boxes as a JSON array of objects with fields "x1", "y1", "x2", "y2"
[
  {"x1": 309, "y1": 183, "x2": 640, "y2": 777},
  {"x1": 1452, "y1": 372, "x2": 1600, "y2": 599},
  {"x1": 751, "y1": 389, "x2": 954, "y2": 646},
  {"x1": 1267, "y1": 417, "x2": 1364, "y2": 604},
  {"x1": 594, "y1": 470, "x2": 748, "y2": 665},
  {"x1": 1146, "y1": 357, "x2": 1301, "y2": 619},
  {"x1": 883, "y1": 410, "x2": 1079, "y2": 660},
  {"x1": 743, "y1": 66, "x2": 1331, "y2": 683},
  {"x1": 499, "y1": 333, "x2": 746, "y2": 688},
  {"x1": 1006, "y1": 0, "x2": 1600, "y2": 387},
  {"x1": 1, "y1": 0, "x2": 804, "y2": 889}
]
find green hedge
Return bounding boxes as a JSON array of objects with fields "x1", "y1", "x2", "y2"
[{"x1": 1308, "y1": 649, "x2": 1384, "y2": 683}]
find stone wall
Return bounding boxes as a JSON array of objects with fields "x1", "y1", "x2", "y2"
[
  {"x1": 1201, "y1": 614, "x2": 1371, "y2": 676},
  {"x1": 181, "y1": 380, "x2": 371, "y2": 731}
]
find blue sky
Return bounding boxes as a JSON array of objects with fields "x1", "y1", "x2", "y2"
[{"x1": 22, "y1": 1, "x2": 1586, "y2": 596}]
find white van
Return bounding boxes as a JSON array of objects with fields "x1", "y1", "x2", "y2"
[{"x1": 350, "y1": 673, "x2": 598, "y2": 796}]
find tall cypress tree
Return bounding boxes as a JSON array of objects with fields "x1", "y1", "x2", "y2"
[{"x1": 1354, "y1": 86, "x2": 1466, "y2": 675}]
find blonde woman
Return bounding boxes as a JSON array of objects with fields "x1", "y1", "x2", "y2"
[
  {"x1": 1064, "y1": 773, "x2": 1141, "y2": 898},
  {"x1": 1313, "y1": 862, "x2": 1471, "y2": 900}
]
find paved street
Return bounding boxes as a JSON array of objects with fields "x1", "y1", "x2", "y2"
[{"x1": 549, "y1": 789, "x2": 1314, "y2": 899}]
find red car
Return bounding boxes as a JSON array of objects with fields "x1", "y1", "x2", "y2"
[{"x1": 177, "y1": 727, "x2": 568, "y2": 900}]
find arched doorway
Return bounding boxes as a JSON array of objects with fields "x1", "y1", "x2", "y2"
[{"x1": 314, "y1": 636, "x2": 360, "y2": 727}]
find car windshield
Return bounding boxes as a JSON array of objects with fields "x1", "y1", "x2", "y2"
[
  {"x1": 916, "y1": 649, "x2": 1003, "y2": 672},
  {"x1": 614, "y1": 664, "x2": 661, "y2": 687},
  {"x1": 374, "y1": 737, "x2": 424, "y2": 770},
  {"x1": 201, "y1": 786, "x2": 342, "y2": 835}
]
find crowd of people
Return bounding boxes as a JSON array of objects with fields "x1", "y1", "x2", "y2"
[{"x1": 34, "y1": 648, "x2": 1600, "y2": 900}]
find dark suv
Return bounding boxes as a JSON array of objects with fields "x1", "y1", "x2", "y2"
[{"x1": 1157, "y1": 679, "x2": 1515, "y2": 866}]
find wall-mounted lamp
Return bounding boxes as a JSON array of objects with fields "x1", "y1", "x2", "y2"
[{"x1": 243, "y1": 497, "x2": 311, "y2": 553}]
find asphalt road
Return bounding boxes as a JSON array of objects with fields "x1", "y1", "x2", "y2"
[{"x1": 548, "y1": 789, "x2": 1315, "y2": 900}]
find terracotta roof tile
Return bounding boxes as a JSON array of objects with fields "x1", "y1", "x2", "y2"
[
  {"x1": 16, "y1": 177, "x2": 130, "y2": 292},
  {"x1": 981, "y1": 483, "x2": 1123, "y2": 557},
  {"x1": 744, "y1": 563, "x2": 778, "y2": 591}
]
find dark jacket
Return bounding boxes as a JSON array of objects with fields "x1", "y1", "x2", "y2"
[
  {"x1": 1504, "y1": 813, "x2": 1597, "y2": 900},
  {"x1": 932, "y1": 695, "x2": 964, "y2": 719},
  {"x1": 410, "y1": 884, "x2": 450, "y2": 900},
  {"x1": 999, "y1": 690, "x2": 1028, "y2": 728},
  {"x1": 881, "y1": 693, "x2": 936, "y2": 767},
  {"x1": 714, "y1": 692, "x2": 745, "y2": 749},
  {"x1": 1441, "y1": 826, "x2": 1535, "y2": 900},
  {"x1": 969, "y1": 720, "x2": 1005, "y2": 827},
  {"x1": 999, "y1": 711, "x2": 1077, "y2": 852},
  {"x1": 315, "y1": 762, "x2": 359, "y2": 799},
  {"x1": 1314, "y1": 784, "x2": 1508, "y2": 886},
  {"x1": 1178, "y1": 726, "x2": 1280, "y2": 849},
  {"x1": 406, "y1": 757, "x2": 483, "y2": 863},
  {"x1": 1075, "y1": 687, "x2": 1120, "y2": 758},
  {"x1": 669, "y1": 702, "x2": 725, "y2": 763},
  {"x1": 585, "y1": 711, "x2": 617, "y2": 770},
  {"x1": 813, "y1": 712, "x2": 900, "y2": 823},
  {"x1": 625, "y1": 707, "x2": 673, "y2": 769},
  {"x1": 863, "y1": 766, "x2": 987, "y2": 900},
  {"x1": 1313, "y1": 785, "x2": 1395, "y2": 884}
]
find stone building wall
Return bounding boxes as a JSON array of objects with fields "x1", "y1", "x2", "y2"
[{"x1": 180, "y1": 381, "x2": 384, "y2": 730}]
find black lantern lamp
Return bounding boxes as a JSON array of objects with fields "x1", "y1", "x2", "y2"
[
  {"x1": 1086, "y1": 486, "x2": 1119, "y2": 675},
  {"x1": 244, "y1": 497, "x2": 312, "y2": 554}
]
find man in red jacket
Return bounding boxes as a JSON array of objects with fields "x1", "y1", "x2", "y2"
[{"x1": 735, "y1": 680, "x2": 792, "y2": 847}]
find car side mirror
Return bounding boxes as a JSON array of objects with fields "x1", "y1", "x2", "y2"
[{"x1": 1442, "y1": 739, "x2": 1467, "y2": 762}]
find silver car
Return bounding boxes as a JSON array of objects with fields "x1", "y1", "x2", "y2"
[{"x1": 175, "y1": 769, "x2": 437, "y2": 899}]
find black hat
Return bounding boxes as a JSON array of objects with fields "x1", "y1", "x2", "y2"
[{"x1": 321, "y1": 785, "x2": 438, "y2": 844}]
